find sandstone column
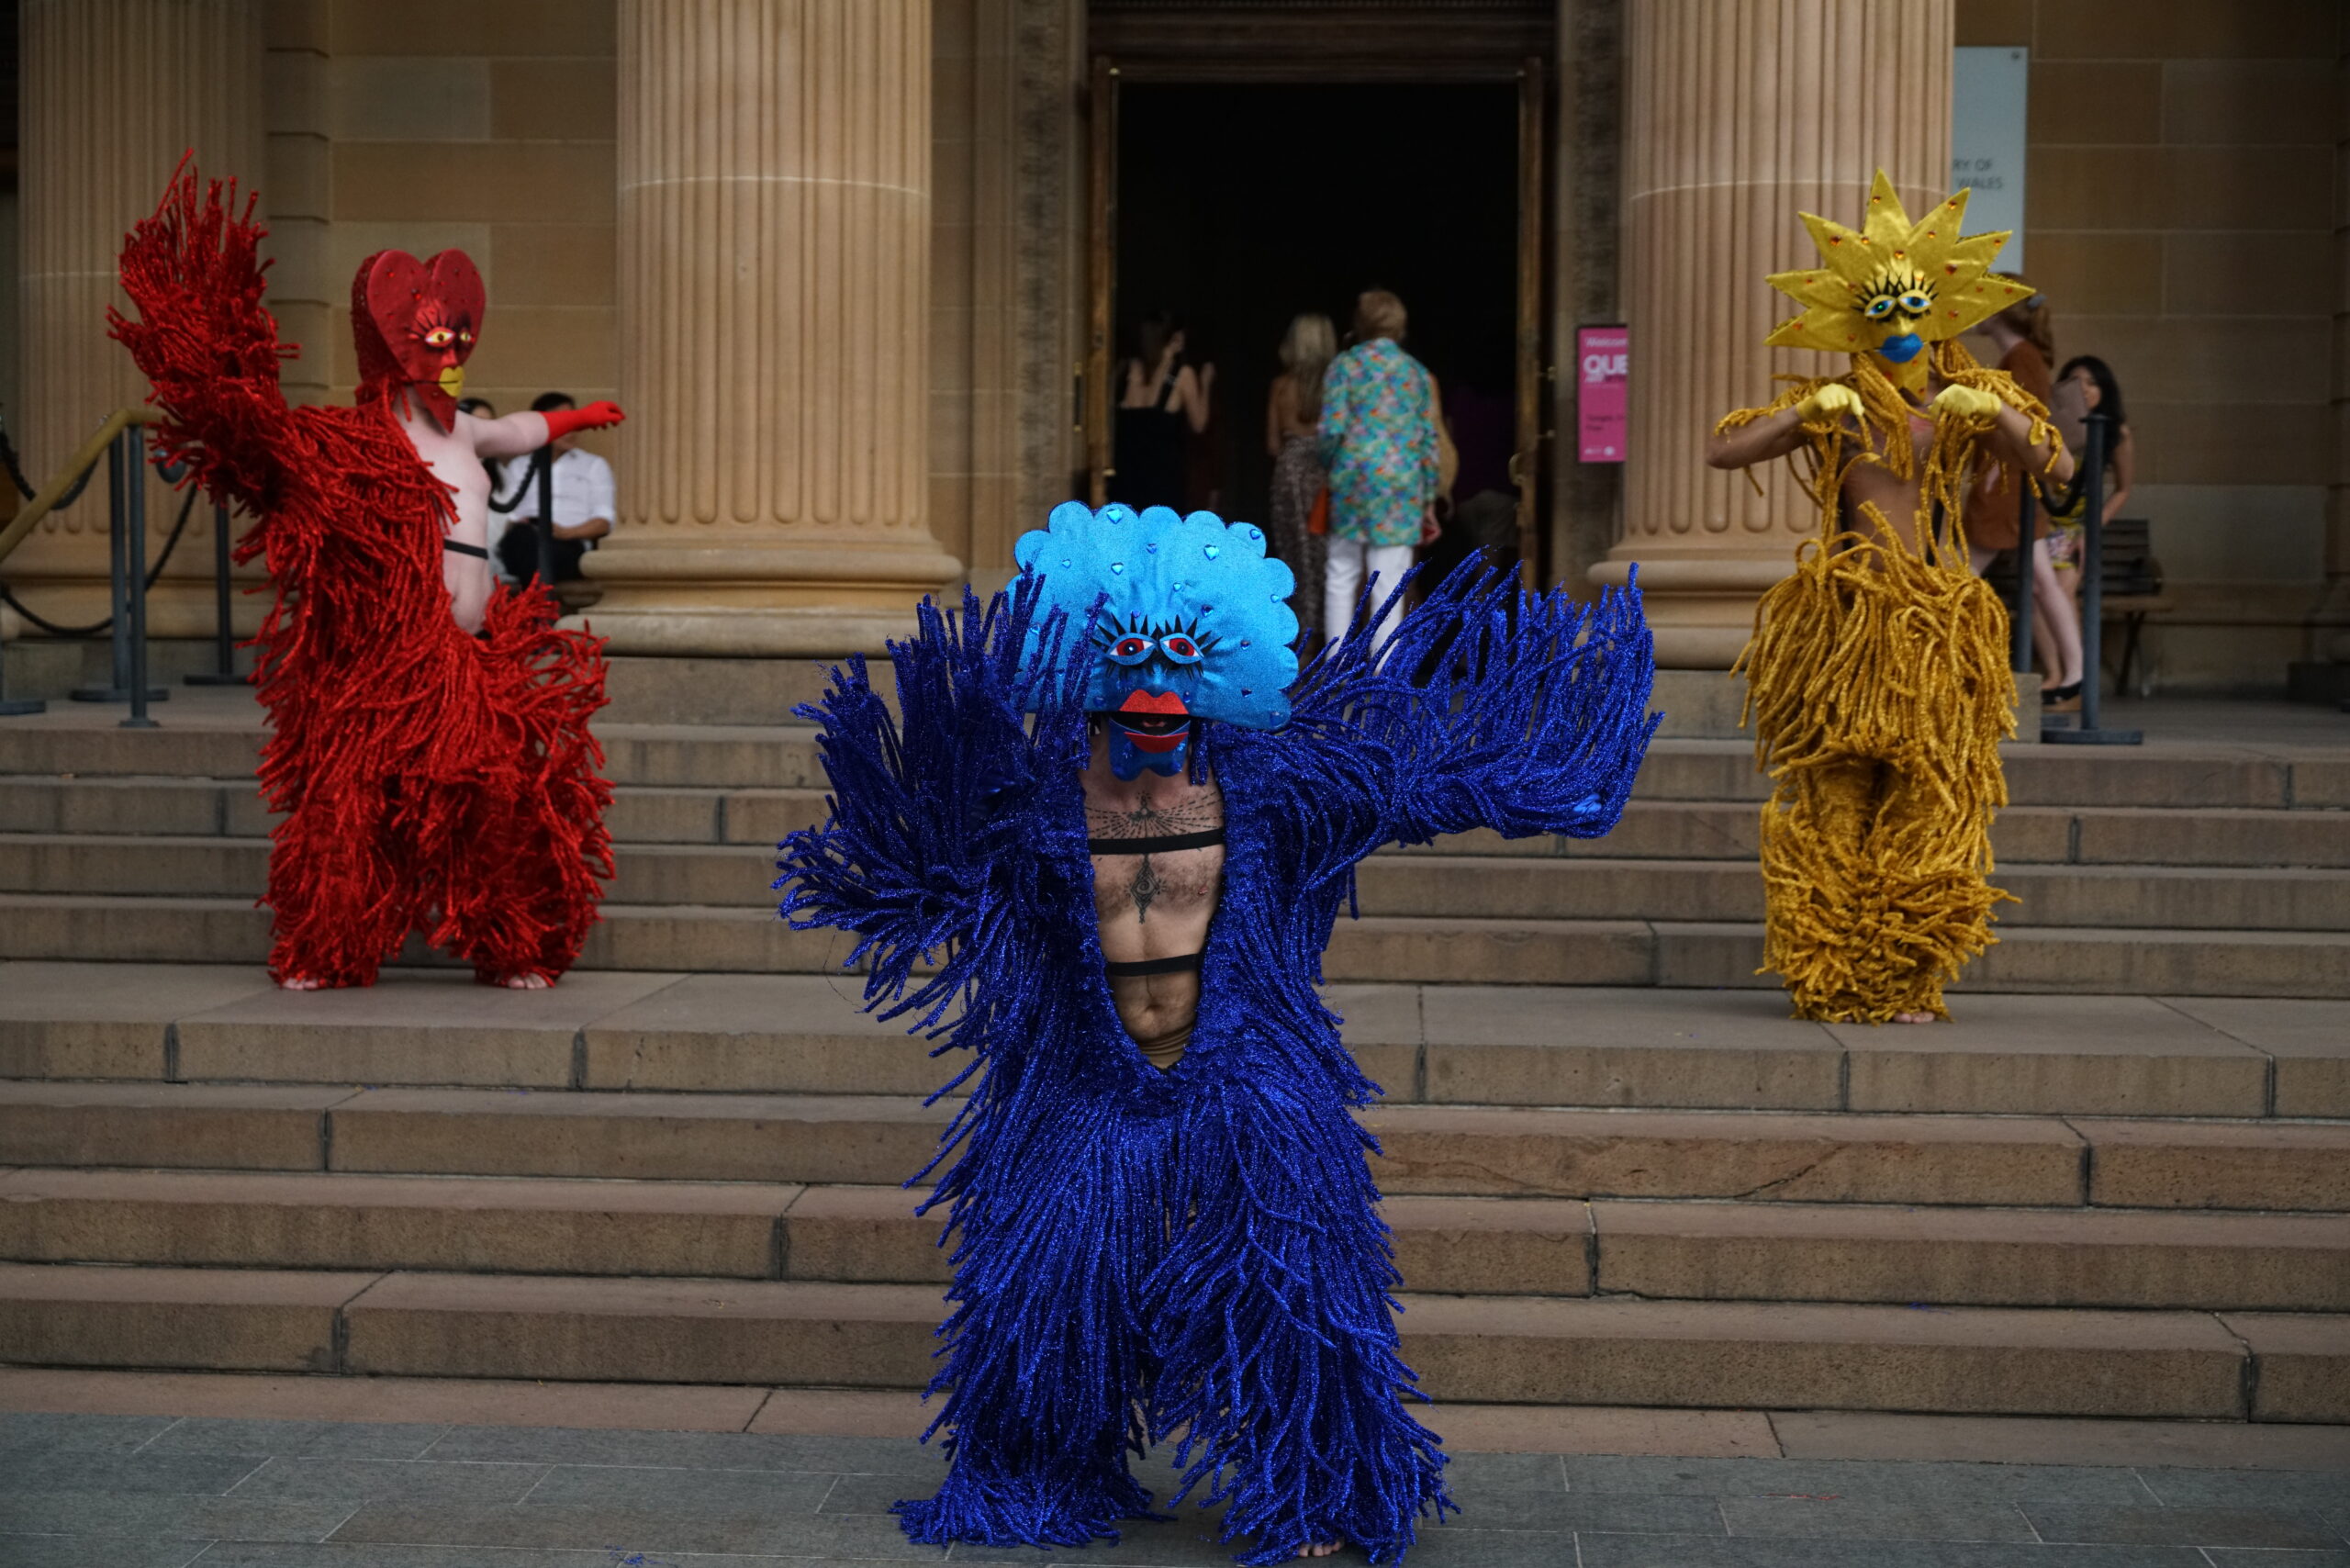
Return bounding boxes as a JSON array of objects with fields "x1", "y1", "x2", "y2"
[
  {"x1": 1589, "y1": 0, "x2": 1953, "y2": 667},
  {"x1": 9, "y1": 0, "x2": 263, "y2": 634},
  {"x1": 591, "y1": 0, "x2": 964, "y2": 655}
]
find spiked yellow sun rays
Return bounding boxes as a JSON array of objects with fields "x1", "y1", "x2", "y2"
[{"x1": 1764, "y1": 170, "x2": 2031, "y2": 364}]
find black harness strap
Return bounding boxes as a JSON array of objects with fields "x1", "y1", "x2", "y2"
[
  {"x1": 442, "y1": 539, "x2": 489, "y2": 559},
  {"x1": 1087, "y1": 827, "x2": 1225, "y2": 856},
  {"x1": 1103, "y1": 951, "x2": 1205, "y2": 978}
]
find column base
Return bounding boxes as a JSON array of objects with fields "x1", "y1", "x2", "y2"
[
  {"x1": 566, "y1": 604, "x2": 940, "y2": 658},
  {"x1": 576, "y1": 537, "x2": 965, "y2": 656},
  {"x1": 1590, "y1": 552, "x2": 1795, "y2": 669}
]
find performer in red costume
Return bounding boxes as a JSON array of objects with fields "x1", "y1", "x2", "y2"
[{"x1": 110, "y1": 166, "x2": 620, "y2": 991}]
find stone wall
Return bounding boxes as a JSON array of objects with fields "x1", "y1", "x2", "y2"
[
  {"x1": 1958, "y1": 0, "x2": 2344, "y2": 691},
  {"x1": 263, "y1": 0, "x2": 620, "y2": 468}
]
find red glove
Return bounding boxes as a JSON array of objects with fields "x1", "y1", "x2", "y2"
[{"x1": 542, "y1": 399, "x2": 624, "y2": 442}]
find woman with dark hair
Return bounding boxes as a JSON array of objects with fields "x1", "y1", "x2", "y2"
[
  {"x1": 2046, "y1": 354, "x2": 2135, "y2": 711},
  {"x1": 1968, "y1": 281, "x2": 2082, "y2": 707},
  {"x1": 1112, "y1": 310, "x2": 1212, "y2": 510}
]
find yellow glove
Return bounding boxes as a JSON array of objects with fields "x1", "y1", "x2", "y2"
[
  {"x1": 1931, "y1": 383, "x2": 2002, "y2": 421},
  {"x1": 1794, "y1": 384, "x2": 1863, "y2": 426}
]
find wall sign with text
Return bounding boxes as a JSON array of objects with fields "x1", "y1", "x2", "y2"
[
  {"x1": 1952, "y1": 46, "x2": 2027, "y2": 272},
  {"x1": 1577, "y1": 326, "x2": 1628, "y2": 464}
]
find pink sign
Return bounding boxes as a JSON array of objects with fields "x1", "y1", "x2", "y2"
[{"x1": 1577, "y1": 326, "x2": 1628, "y2": 463}]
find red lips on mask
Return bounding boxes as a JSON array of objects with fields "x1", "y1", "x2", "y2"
[
  {"x1": 351, "y1": 249, "x2": 485, "y2": 431},
  {"x1": 1110, "y1": 689, "x2": 1191, "y2": 753}
]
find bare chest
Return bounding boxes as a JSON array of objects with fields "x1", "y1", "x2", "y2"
[
  {"x1": 1082, "y1": 777, "x2": 1227, "y2": 931},
  {"x1": 393, "y1": 409, "x2": 492, "y2": 543}
]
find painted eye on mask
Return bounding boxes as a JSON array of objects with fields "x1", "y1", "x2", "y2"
[
  {"x1": 1159, "y1": 633, "x2": 1203, "y2": 665},
  {"x1": 1897, "y1": 290, "x2": 1932, "y2": 316},
  {"x1": 421, "y1": 326, "x2": 458, "y2": 350},
  {"x1": 1108, "y1": 634, "x2": 1155, "y2": 665},
  {"x1": 1863, "y1": 296, "x2": 1897, "y2": 320}
]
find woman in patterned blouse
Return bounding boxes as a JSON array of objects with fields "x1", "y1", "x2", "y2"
[{"x1": 1317, "y1": 289, "x2": 1441, "y2": 649}]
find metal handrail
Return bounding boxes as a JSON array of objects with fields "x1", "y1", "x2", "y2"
[{"x1": 0, "y1": 407, "x2": 160, "y2": 567}]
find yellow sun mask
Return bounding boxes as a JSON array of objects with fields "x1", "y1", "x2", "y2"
[{"x1": 1765, "y1": 169, "x2": 2031, "y2": 395}]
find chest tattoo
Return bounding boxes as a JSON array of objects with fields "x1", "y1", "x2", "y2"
[
  {"x1": 1087, "y1": 786, "x2": 1224, "y2": 926},
  {"x1": 1128, "y1": 855, "x2": 1163, "y2": 922}
]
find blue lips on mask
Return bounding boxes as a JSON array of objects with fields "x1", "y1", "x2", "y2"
[{"x1": 1877, "y1": 331, "x2": 1924, "y2": 364}]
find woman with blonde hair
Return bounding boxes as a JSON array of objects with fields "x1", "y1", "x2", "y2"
[
  {"x1": 1265, "y1": 311, "x2": 1335, "y2": 633},
  {"x1": 1317, "y1": 289, "x2": 1442, "y2": 647}
]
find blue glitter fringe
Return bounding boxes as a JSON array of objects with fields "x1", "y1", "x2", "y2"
[{"x1": 777, "y1": 564, "x2": 1657, "y2": 1564}]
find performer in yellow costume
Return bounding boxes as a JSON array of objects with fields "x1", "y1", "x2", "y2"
[{"x1": 1709, "y1": 172, "x2": 2071, "y2": 1025}]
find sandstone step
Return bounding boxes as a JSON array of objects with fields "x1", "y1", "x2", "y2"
[
  {"x1": 0, "y1": 1260, "x2": 368, "y2": 1373},
  {"x1": 0, "y1": 722, "x2": 825, "y2": 791},
  {"x1": 10, "y1": 719, "x2": 2341, "y2": 812},
  {"x1": 1584, "y1": 1199, "x2": 2350, "y2": 1311},
  {"x1": 1653, "y1": 922, "x2": 2350, "y2": 1000},
  {"x1": 11, "y1": 774, "x2": 2348, "y2": 869},
  {"x1": 1361, "y1": 856, "x2": 2350, "y2": 932},
  {"x1": 0, "y1": 1081, "x2": 2066, "y2": 1204},
  {"x1": 1397, "y1": 1294, "x2": 2282, "y2": 1417},
  {"x1": 6, "y1": 1165, "x2": 2344, "y2": 1312},
  {"x1": 5, "y1": 891, "x2": 2346, "y2": 996},
  {"x1": 4, "y1": 1260, "x2": 2321, "y2": 1418},
  {"x1": 5, "y1": 968, "x2": 2326, "y2": 1120},
  {"x1": 0, "y1": 1168, "x2": 800, "y2": 1280},
  {"x1": 12, "y1": 1081, "x2": 2344, "y2": 1212},
  {"x1": 10, "y1": 835, "x2": 2350, "y2": 935},
  {"x1": 0, "y1": 1171, "x2": 1593, "y2": 1298}
]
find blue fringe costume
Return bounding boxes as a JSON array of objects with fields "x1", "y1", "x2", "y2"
[{"x1": 778, "y1": 503, "x2": 1657, "y2": 1564}]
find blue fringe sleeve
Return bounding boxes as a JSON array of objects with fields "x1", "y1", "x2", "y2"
[
  {"x1": 1292, "y1": 564, "x2": 1660, "y2": 852},
  {"x1": 776, "y1": 580, "x2": 1090, "y2": 1047}
]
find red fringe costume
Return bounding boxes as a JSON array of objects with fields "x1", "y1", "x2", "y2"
[{"x1": 110, "y1": 171, "x2": 613, "y2": 987}]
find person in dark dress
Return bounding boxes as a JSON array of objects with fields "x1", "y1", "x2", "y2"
[{"x1": 1112, "y1": 311, "x2": 1211, "y2": 510}]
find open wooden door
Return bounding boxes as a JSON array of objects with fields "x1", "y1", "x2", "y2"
[
  {"x1": 1085, "y1": 57, "x2": 1120, "y2": 508},
  {"x1": 1511, "y1": 55, "x2": 1546, "y2": 590}
]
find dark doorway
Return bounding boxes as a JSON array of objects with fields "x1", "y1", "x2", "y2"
[{"x1": 1113, "y1": 83, "x2": 1520, "y2": 534}]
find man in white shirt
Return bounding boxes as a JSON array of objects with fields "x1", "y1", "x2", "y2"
[{"x1": 497, "y1": 390, "x2": 617, "y2": 588}]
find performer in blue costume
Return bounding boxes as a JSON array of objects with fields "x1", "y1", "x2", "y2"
[{"x1": 778, "y1": 502, "x2": 1656, "y2": 1564}]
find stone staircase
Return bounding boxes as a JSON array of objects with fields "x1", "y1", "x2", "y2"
[
  {"x1": 1, "y1": 686, "x2": 2346, "y2": 991},
  {"x1": 1, "y1": 678, "x2": 2346, "y2": 1425}
]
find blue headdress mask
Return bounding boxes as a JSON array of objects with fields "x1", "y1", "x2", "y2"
[{"x1": 1015, "y1": 502, "x2": 1300, "y2": 779}]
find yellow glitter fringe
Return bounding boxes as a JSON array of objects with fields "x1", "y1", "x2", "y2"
[{"x1": 1727, "y1": 342, "x2": 2051, "y2": 1023}]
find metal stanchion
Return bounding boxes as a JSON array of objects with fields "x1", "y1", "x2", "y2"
[
  {"x1": 69, "y1": 429, "x2": 166, "y2": 705},
  {"x1": 2043, "y1": 410, "x2": 2138, "y2": 746},
  {"x1": 185, "y1": 502, "x2": 243, "y2": 685},
  {"x1": 2012, "y1": 484, "x2": 2036, "y2": 675},
  {"x1": 121, "y1": 431, "x2": 157, "y2": 729},
  {"x1": 533, "y1": 442, "x2": 557, "y2": 599}
]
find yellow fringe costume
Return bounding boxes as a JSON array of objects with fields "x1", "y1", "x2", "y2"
[{"x1": 1725, "y1": 174, "x2": 2061, "y2": 1023}]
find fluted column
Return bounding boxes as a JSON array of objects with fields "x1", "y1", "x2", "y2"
[
  {"x1": 8, "y1": 0, "x2": 263, "y2": 634},
  {"x1": 589, "y1": 0, "x2": 964, "y2": 655},
  {"x1": 1590, "y1": 0, "x2": 1952, "y2": 667}
]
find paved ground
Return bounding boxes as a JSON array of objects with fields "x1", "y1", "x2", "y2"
[{"x1": 2, "y1": 1402, "x2": 2346, "y2": 1567}]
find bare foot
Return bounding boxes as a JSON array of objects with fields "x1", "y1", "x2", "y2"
[
  {"x1": 494, "y1": 972, "x2": 553, "y2": 991},
  {"x1": 1295, "y1": 1542, "x2": 1346, "y2": 1560},
  {"x1": 276, "y1": 975, "x2": 327, "y2": 991},
  {"x1": 1893, "y1": 1010, "x2": 1935, "y2": 1025}
]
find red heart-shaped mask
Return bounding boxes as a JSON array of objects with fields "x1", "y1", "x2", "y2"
[{"x1": 352, "y1": 249, "x2": 485, "y2": 431}]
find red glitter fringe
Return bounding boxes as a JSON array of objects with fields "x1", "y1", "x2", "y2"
[{"x1": 110, "y1": 163, "x2": 612, "y2": 987}]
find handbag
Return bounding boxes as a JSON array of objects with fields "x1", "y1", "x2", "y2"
[{"x1": 1307, "y1": 485, "x2": 1330, "y2": 536}]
